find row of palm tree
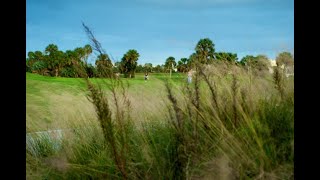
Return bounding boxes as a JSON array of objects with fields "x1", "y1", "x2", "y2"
[{"x1": 27, "y1": 38, "x2": 294, "y2": 78}]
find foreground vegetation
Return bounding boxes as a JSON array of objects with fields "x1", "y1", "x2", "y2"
[{"x1": 26, "y1": 61, "x2": 293, "y2": 179}]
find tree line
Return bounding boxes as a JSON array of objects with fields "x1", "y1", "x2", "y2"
[{"x1": 26, "y1": 38, "x2": 294, "y2": 78}]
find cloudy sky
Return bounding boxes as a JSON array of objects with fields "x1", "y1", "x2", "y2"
[{"x1": 27, "y1": 0, "x2": 294, "y2": 65}]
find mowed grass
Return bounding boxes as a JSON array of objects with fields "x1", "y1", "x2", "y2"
[{"x1": 26, "y1": 72, "x2": 187, "y2": 132}]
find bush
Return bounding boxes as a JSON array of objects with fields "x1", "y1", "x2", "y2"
[
  {"x1": 31, "y1": 61, "x2": 49, "y2": 76},
  {"x1": 85, "y1": 64, "x2": 97, "y2": 78},
  {"x1": 60, "y1": 67, "x2": 78, "y2": 77},
  {"x1": 26, "y1": 64, "x2": 32, "y2": 73}
]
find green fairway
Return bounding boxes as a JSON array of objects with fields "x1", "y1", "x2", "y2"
[{"x1": 26, "y1": 72, "x2": 187, "y2": 132}]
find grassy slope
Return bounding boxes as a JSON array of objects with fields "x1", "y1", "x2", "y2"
[{"x1": 26, "y1": 72, "x2": 187, "y2": 132}]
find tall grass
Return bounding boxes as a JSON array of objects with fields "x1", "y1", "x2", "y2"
[{"x1": 27, "y1": 61, "x2": 294, "y2": 179}]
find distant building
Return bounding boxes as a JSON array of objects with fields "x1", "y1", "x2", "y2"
[
  {"x1": 269, "y1": 59, "x2": 277, "y2": 67},
  {"x1": 268, "y1": 59, "x2": 277, "y2": 73}
]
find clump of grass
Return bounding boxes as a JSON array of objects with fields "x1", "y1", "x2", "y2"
[
  {"x1": 273, "y1": 66, "x2": 285, "y2": 100},
  {"x1": 165, "y1": 80, "x2": 189, "y2": 179},
  {"x1": 85, "y1": 78, "x2": 131, "y2": 179},
  {"x1": 231, "y1": 73, "x2": 239, "y2": 128},
  {"x1": 26, "y1": 132, "x2": 61, "y2": 158}
]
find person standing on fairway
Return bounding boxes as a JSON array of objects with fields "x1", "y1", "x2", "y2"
[{"x1": 144, "y1": 73, "x2": 149, "y2": 82}]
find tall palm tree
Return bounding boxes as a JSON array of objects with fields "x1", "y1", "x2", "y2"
[
  {"x1": 121, "y1": 49, "x2": 140, "y2": 78},
  {"x1": 195, "y1": 38, "x2": 215, "y2": 64},
  {"x1": 74, "y1": 47, "x2": 85, "y2": 63},
  {"x1": 45, "y1": 44, "x2": 58, "y2": 55},
  {"x1": 95, "y1": 54, "x2": 113, "y2": 77},
  {"x1": 45, "y1": 44, "x2": 61, "y2": 76},
  {"x1": 165, "y1": 56, "x2": 176, "y2": 78}
]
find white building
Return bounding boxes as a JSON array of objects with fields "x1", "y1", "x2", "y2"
[{"x1": 268, "y1": 59, "x2": 277, "y2": 73}]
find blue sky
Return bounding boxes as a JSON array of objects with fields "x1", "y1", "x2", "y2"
[{"x1": 27, "y1": 0, "x2": 294, "y2": 65}]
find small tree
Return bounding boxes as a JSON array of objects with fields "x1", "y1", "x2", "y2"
[
  {"x1": 215, "y1": 52, "x2": 238, "y2": 64},
  {"x1": 144, "y1": 63, "x2": 153, "y2": 73},
  {"x1": 240, "y1": 54, "x2": 270, "y2": 76},
  {"x1": 153, "y1": 64, "x2": 163, "y2": 73},
  {"x1": 276, "y1": 52, "x2": 294, "y2": 67},
  {"x1": 26, "y1": 51, "x2": 45, "y2": 71},
  {"x1": 195, "y1": 38, "x2": 215, "y2": 64},
  {"x1": 31, "y1": 61, "x2": 49, "y2": 76},
  {"x1": 112, "y1": 61, "x2": 121, "y2": 74},
  {"x1": 177, "y1": 58, "x2": 189, "y2": 73},
  {"x1": 121, "y1": 49, "x2": 140, "y2": 78},
  {"x1": 276, "y1": 52, "x2": 294, "y2": 75},
  {"x1": 255, "y1": 55, "x2": 271, "y2": 72},
  {"x1": 45, "y1": 44, "x2": 65, "y2": 77},
  {"x1": 188, "y1": 53, "x2": 198, "y2": 70},
  {"x1": 135, "y1": 64, "x2": 144, "y2": 73},
  {"x1": 95, "y1": 54, "x2": 113, "y2": 78},
  {"x1": 165, "y1": 56, "x2": 176, "y2": 78},
  {"x1": 239, "y1": 55, "x2": 256, "y2": 66}
]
